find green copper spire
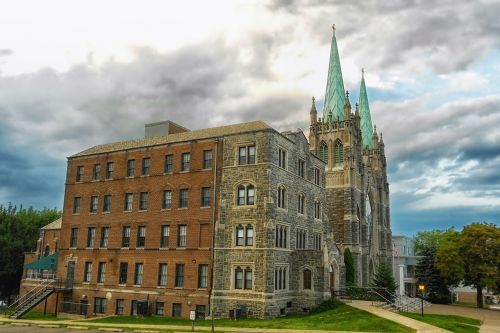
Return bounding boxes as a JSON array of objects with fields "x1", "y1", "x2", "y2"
[
  {"x1": 359, "y1": 68, "x2": 373, "y2": 149},
  {"x1": 322, "y1": 24, "x2": 345, "y2": 122}
]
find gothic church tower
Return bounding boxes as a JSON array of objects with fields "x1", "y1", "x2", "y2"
[{"x1": 309, "y1": 26, "x2": 392, "y2": 286}]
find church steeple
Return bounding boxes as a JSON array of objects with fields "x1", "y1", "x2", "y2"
[
  {"x1": 322, "y1": 24, "x2": 345, "y2": 123},
  {"x1": 359, "y1": 68, "x2": 373, "y2": 149}
]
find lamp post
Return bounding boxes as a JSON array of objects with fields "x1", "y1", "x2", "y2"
[{"x1": 418, "y1": 283, "x2": 425, "y2": 317}]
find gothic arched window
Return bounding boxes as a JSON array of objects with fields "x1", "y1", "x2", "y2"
[
  {"x1": 334, "y1": 140, "x2": 343, "y2": 167},
  {"x1": 319, "y1": 142, "x2": 328, "y2": 164},
  {"x1": 303, "y1": 269, "x2": 312, "y2": 290}
]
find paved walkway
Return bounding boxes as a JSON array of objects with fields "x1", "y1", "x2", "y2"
[
  {"x1": 415, "y1": 304, "x2": 500, "y2": 333},
  {"x1": 349, "y1": 301, "x2": 450, "y2": 333}
]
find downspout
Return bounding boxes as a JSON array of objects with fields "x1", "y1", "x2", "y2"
[{"x1": 208, "y1": 137, "x2": 219, "y2": 333}]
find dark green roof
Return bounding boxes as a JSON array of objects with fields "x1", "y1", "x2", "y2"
[{"x1": 24, "y1": 252, "x2": 58, "y2": 270}]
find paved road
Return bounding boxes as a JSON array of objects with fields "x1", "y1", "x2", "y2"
[
  {"x1": 419, "y1": 304, "x2": 500, "y2": 333},
  {"x1": 0, "y1": 326, "x2": 100, "y2": 333}
]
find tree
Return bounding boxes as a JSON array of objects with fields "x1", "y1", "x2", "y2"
[
  {"x1": 344, "y1": 248, "x2": 355, "y2": 286},
  {"x1": 371, "y1": 261, "x2": 397, "y2": 302},
  {"x1": 435, "y1": 223, "x2": 500, "y2": 308},
  {"x1": 0, "y1": 204, "x2": 61, "y2": 303},
  {"x1": 414, "y1": 229, "x2": 458, "y2": 304}
]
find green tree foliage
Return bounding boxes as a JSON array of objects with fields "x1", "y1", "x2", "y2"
[
  {"x1": 371, "y1": 261, "x2": 397, "y2": 302},
  {"x1": 344, "y1": 248, "x2": 355, "y2": 286},
  {"x1": 0, "y1": 204, "x2": 61, "y2": 303},
  {"x1": 435, "y1": 223, "x2": 500, "y2": 308},
  {"x1": 414, "y1": 229, "x2": 458, "y2": 304}
]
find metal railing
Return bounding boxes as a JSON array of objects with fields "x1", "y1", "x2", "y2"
[
  {"x1": 24, "y1": 271, "x2": 57, "y2": 280},
  {"x1": 3, "y1": 278, "x2": 61, "y2": 316}
]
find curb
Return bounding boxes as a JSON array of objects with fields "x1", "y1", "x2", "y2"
[
  {"x1": 67, "y1": 326, "x2": 90, "y2": 330},
  {"x1": 38, "y1": 324, "x2": 61, "y2": 328},
  {"x1": 98, "y1": 328, "x2": 123, "y2": 332},
  {"x1": 11, "y1": 322, "x2": 30, "y2": 326}
]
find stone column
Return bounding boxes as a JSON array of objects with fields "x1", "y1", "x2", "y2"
[{"x1": 399, "y1": 264, "x2": 405, "y2": 296}]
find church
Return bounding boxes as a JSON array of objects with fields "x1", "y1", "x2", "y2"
[
  {"x1": 16, "y1": 27, "x2": 392, "y2": 320},
  {"x1": 309, "y1": 26, "x2": 392, "y2": 286}
]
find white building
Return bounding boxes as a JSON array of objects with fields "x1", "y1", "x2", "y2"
[{"x1": 392, "y1": 235, "x2": 421, "y2": 297}]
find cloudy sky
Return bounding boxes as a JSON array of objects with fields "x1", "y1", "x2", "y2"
[{"x1": 1, "y1": 0, "x2": 499, "y2": 236}]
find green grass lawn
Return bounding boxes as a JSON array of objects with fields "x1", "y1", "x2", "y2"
[
  {"x1": 20, "y1": 311, "x2": 67, "y2": 321},
  {"x1": 83, "y1": 301, "x2": 414, "y2": 332},
  {"x1": 400, "y1": 312, "x2": 481, "y2": 333}
]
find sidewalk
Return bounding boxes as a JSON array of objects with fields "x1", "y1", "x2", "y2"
[
  {"x1": 418, "y1": 304, "x2": 500, "y2": 333},
  {"x1": 349, "y1": 301, "x2": 451, "y2": 333}
]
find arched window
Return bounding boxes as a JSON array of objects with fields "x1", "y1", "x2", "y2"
[
  {"x1": 44, "y1": 245, "x2": 50, "y2": 257},
  {"x1": 319, "y1": 142, "x2": 328, "y2": 164},
  {"x1": 237, "y1": 184, "x2": 255, "y2": 206},
  {"x1": 314, "y1": 200, "x2": 321, "y2": 219},
  {"x1": 303, "y1": 269, "x2": 312, "y2": 290},
  {"x1": 235, "y1": 266, "x2": 252, "y2": 290},
  {"x1": 334, "y1": 140, "x2": 343, "y2": 167},
  {"x1": 297, "y1": 194, "x2": 305, "y2": 214},
  {"x1": 277, "y1": 186, "x2": 286, "y2": 209}
]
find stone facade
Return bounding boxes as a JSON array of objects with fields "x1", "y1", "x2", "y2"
[{"x1": 212, "y1": 129, "x2": 342, "y2": 318}]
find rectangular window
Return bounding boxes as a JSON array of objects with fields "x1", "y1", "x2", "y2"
[
  {"x1": 236, "y1": 226, "x2": 244, "y2": 246},
  {"x1": 181, "y1": 153, "x2": 190, "y2": 171},
  {"x1": 142, "y1": 157, "x2": 150, "y2": 176},
  {"x1": 175, "y1": 264, "x2": 184, "y2": 287},
  {"x1": 155, "y1": 302, "x2": 164, "y2": 316},
  {"x1": 139, "y1": 192, "x2": 148, "y2": 210},
  {"x1": 97, "y1": 262, "x2": 106, "y2": 283},
  {"x1": 131, "y1": 300, "x2": 137, "y2": 316},
  {"x1": 106, "y1": 162, "x2": 114, "y2": 179},
  {"x1": 124, "y1": 193, "x2": 133, "y2": 211},
  {"x1": 315, "y1": 201, "x2": 321, "y2": 219},
  {"x1": 134, "y1": 263, "x2": 144, "y2": 285},
  {"x1": 201, "y1": 187, "x2": 210, "y2": 207},
  {"x1": 87, "y1": 227, "x2": 96, "y2": 247},
  {"x1": 83, "y1": 262, "x2": 92, "y2": 282},
  {"x1": 238, "y1": 145, "x2": 255, "y2": 165},
  {"x1": 298, "y1": 159, "x2": 305, "y2": 178},
  {"x1": 116, "y1": 299, "x2": 124, "y2": 315},
  {"x1": 198, "y1": 264, "x2": 208, "y2": 288},
  {"x1": 92, "y1": 164, "x2": 101, "y2": 180},
  {"x1": 122, "y1": 226, "x2": 131, "y2": 247},
  {"x1": 127, "y1": 159, "x2": 135, "y2": 177},
  {"x1": 76, "y1": 166, "x2": 84, "y2": 182},
  {"x1": 90, "y1": 196, "x2": 98, "y2": 213},
  {"x1": 162, "y1": 190, "x2": 172, "y2": 209},
  {"x1": 160, "y1": 225, "x2": 170, "y2": 248},
  {"x1": 195, "y1": 305, "x2": 206, "y2": 319},
  {"x1": 314, "y1": 232, "x2": 322, "y2": 250},
  {"x1": 119, "y1": 263, "x2": 128, "y2": 284},
  {"x1": 246, "y1": 225, "x2": 254, "y2": 246},
  {"x1": 164, "y1": 154, "x2": 173, "y2": 173},
  {"x1": 73, "y1": 197, "x2": 81, "y2": 214},
  {"x1": 203, "y1": 150, "x2": 212, "y2": 169},
  {"x1": 234, "y1": 267, "x2": 252, "y2": 289},
  {"x1": 172, "y1": 303, "x2": 182, "y2": 317},
  {"x1": 158, "y1": 263, "x2": 167, "y2": 287},
  {"x1": 274, "y1": 266, "x2": 288, "y2": 291},
  {"x1": 100, "y1": 227, "x2": 109, "y2": 248},
  {"x1": 103, "y1": 195, "x2": 112, "y2": 212},
  {"x1": 94, "y1": 297, "x2": 106, "y2": 314},
  {"x1": 70, "y1": 228, "x2": 78, "y2": 247},
  {"x1": 314, "y1": 167, "x2": 320, "y2": 185},
  {"x1": 137, "y1": 226, "x2": 146, "y2": 247},
  {"x1": 179, "y1": 189, "x2": 188, "y2": 208},
  {"x1": 275, "y1": 225, "x2": 288, "y2": 248},
  {"x1": 177, "y1": 225, "x2": 187, "y2": 247},
  {"x1": 296, "y1": 229, "x2": 307, "y2": 249},
  {"x1": 278, "y1": 148, "x2": 287, "y2": 169}
]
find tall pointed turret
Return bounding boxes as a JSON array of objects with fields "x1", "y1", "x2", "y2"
[
  {"x1": 359, "y1": 68, "x2": 373, "y2": 149},
  {"x1": 322, "y1": 24, "x2": 345, "y2": 123}
]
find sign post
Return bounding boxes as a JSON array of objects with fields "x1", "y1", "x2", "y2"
[{"x1": 190, "y1": 310, "x2": 196, "y2": 331}]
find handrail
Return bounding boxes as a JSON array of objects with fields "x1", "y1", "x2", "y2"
[{"x1": 5, "y1": 279, "x2": 59, "y2": 315}]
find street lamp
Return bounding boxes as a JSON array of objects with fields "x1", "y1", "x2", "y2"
[{"x1": 418, "y1": 283, "x2": 425, "y2": 317}]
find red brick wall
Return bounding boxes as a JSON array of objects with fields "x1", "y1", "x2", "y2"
[{"x1": 57, "y1": 138, "x2": 220, "y2": 318}]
